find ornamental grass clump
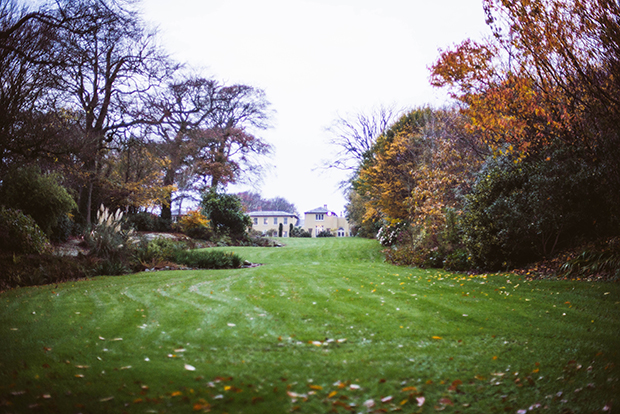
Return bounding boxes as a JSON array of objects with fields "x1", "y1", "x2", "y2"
[{"x1": 86, "y1": 205, "x2": 135, "y2": 275}]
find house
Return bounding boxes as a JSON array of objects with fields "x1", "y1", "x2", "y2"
[
  {"x1": 248, "y1": 211, "x2": 299, "y2": 237},
  {"x1": 303, "y1": 205, "x2": 351, "y2": 237}
]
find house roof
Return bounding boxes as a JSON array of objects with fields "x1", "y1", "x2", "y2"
[
  {"x1": 304, "y1": 206, "x2": 330, "y2": 214},
  {"x1": 248, "y1": 210, "x2": 298, "y2": 218}
]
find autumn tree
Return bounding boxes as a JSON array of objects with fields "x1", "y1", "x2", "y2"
[
  {"x1": 52, "y1": 0, "x2": 173, "y2": 224},
  {"x1": 429, "y1": 0, "x2": 620, "y2": 268},
  {"x1": 151, "y1": 77, "x2": 273, "y2": 220}
]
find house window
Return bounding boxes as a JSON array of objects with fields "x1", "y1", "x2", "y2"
[
  {"x1": 273, "y1": 217, "x2": 278, "y2": 225},
  {"x1": 264, "y1": 218, "x2": 268, "y2": 225},
  {"x1": 284, "y1": 217, "x2": 288, "y2": 225},
  {"x1": 253, "y1": 218, "x2": 258, "y2": 225},
  {"x1": 316, "y1": 214, "x2": 324, "y2": 221}
]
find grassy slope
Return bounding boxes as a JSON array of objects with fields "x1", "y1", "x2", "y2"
[{"x1": 0, "y1": 238, "x2": 619, "y2": 413}]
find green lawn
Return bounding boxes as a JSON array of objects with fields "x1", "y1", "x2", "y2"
[{"x1": 1, "y1": 238, "x2": 619, "y2": 413}]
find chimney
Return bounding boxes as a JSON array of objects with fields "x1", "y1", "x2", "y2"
[{"x1": 324, "y1": 204, "x2": 327, "y2": 210}]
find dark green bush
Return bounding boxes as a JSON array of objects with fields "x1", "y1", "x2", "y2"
[
  {"x1": 0, "y1": 207, "x2": 50, "y2": 254},
  {"x1": 461, "y1": 147, "x2": 615, "y2": 270},
  {"x1": 201, "y1": 191, "x2": 251, "y2": 239},
  {"x1": 0, "y1": 253, "x2": 90, "y2": 290},
  {"x1": 50, "y1": 213, "x2": 75, "y2": 243},
  {"x1": 0, "y1": 166, "x2": 76, "y2": 236},
  {"x1": 443, "y1": 249, "x2": 471, "y2": 271},
  {"x1": 173, "y1": 249, "x2": 242, "y2": 269},
  {"x1": 125, "y1": 212, "x2": 158, "y2": 231},
  {"x1": 316, "y1": 229, "x2": 335, "y2": 237}
]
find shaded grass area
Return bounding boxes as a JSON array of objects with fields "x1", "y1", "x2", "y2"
[{"x1": 1, "y1": 238, "x2": 618, "y2": 413}]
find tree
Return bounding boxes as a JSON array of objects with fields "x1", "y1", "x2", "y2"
[
  {"x1": 235, "y1": 191, "x2": 298, "y2": 215},
  {"x1": 192, "y1": 84, "x2": 273, "y2": 189},
  {"x1": 53, "y1": 0, "x2": 173, "y2": 224},
  {"x1": 428, "y1": 0, "x2": 620, "y2": 269},
  {"x1": 151, "y1": 77, "x2": 273, "y2": 220},
  {"x1": 0, "y1": 0, "x2": 70, "y2": 176},
  {"x1": 200, "y1": 190, "x2": 251, "y2": 239},
  {"x1": 324, "y1": 105, "x2": 401, "y2": 172}
]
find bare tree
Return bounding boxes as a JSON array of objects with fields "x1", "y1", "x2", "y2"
[
  {"x1": 150, "y1": 77, "x2": 274, "y2": 220},
  {"x1": 323, "y1": 104, "x2": 402, "y2": 172},
  {"x1": 0, "y1": 0, "x2": 66, "y2": 174},
  {"x1": 52, "y1": 0, "x2": 175, "y2": 224}
]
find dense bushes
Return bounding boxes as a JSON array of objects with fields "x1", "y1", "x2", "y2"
[
  {"x1": 0, "y1": 207, "x2": 50, "y2": 254},
  {"x1": 125, "y1": 212, "x2": 171, "y2": 232},
  {"x1": 0, "y1": 166, "x2": 76, "y2": 236},
  {"x1": 462, "y1": 148, "x2": 615, "y2": 270},
  {"x1": 290, "y1": 226, "x2": 311, "y2": 238},
  {"x1": 173, "y1": 250, "x2": 242, "y2": 269}
]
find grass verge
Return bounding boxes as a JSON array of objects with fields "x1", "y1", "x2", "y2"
[{"x1": 1, "y1": 238, "x2": 618, "y2": 413}]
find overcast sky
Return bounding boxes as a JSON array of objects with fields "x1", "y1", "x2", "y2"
[{"x1": 140, "y1": 0, "x2": 489, "y2": 216}]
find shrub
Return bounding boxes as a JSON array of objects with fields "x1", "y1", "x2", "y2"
[
  {"x1": 179, "y1": 210, "x2": 212, "y2": 240},
  {"x1": 290, "y1": 226, "x2": 311, "y2": 238},
  {"x1": 0, "y1": 207, "x2": 50, "y2": 254},
  {"x1": 461, "y1": 147, "x2": 614, "y2": 270},
  {"x1": 0, "y1": 165, "x2": 76, "y2": 236},
  {"x1": 50, "y1": 213, "x2": 75, "y2": 243},
  {"x1": 559, "y1": 238, "x2": 620, "y2": 279},
  {"x1": 201, "y1": 191, "x2": 251, "y2": 239},
  {"x1": 376, "y1": 220, "x2": 409, "y2": 246},
  {"x1": 173, "y1": 249, "x2": 242, "y2": 269},
  {"x1": 316, "y1": 229, "x2": 335, "y2": 238},
  {"x1": 0, "y1": 254, "x2": 90, "y2": 290},
  {"x1": 443, "y1": 249, "x2": 471, "y2": 271},
  {"x1": 125, "y1": 212, "x2": 158, "y2": 231}
]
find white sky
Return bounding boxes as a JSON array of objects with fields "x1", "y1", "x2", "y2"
[{"x1": 140, "y1": 0, "x2": 489, "y2": 216}]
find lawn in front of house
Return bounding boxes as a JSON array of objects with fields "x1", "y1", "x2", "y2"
[{"x1": 1, "y1": 238, "x2": 618, "y2": 413}]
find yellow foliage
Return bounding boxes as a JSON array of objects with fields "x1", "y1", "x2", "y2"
[{"x1": 179, "y1": 210, "x2": 209, "y2": 231}]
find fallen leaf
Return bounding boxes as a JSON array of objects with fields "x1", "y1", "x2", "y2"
[
  {"x1": 99, "y1": 396, "x2": 114, "y2": 402},
  {"x1": 328, "y1": 391, "x2": 338, "y2": 398},
  {"x1": 438, "y1": 397, "x2": 454, "y2": 406},
  {"x1": 111, "y1": 338, "x2": 123, "y2": 341},
  {"x1": 309, "y1": 384, "x2": 322, "y2": 390},
  {"x1": 75, "y1": 365, "x2": 89, "y2": 369},
  {"x1": 349, "y1": 384, "x2": 361, "y2": 390},
  {"x1": 416, "y1": 396, "x2": 425, "y2": 407},
  {"x1": 227, "y1": 323, "x2": 236, "y2": 327},
  {"x1": 184, "y1": 364, "x2": 196, "y2": 371},
  {"x1": 401, "y1": 386, "x2": 418, "y2": 392},
  {"x1": 432, "y1": 336, "x2": 443, "y2": 340},
  {"x1": 363, "y1": 399, "x2": 375, "y2": 408},
  {"x1": 74, "y1": 374, "x2": 84, "y2": 378},
  {"x1": 381, "y1": 396, "x2": 393, "y2": 403},
  {"x1": 171, "y1": 391, "x2": 182, "y2": 397}
]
